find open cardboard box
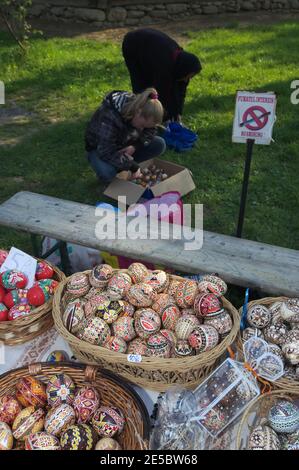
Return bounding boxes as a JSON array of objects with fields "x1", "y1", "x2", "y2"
[{"x1": 103, "y1": 158, "x2": 196, "y2": 206}]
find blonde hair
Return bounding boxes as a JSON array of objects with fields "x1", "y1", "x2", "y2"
[{"x1": 122, "y1": 87, "x2": 164, "y2": 125}]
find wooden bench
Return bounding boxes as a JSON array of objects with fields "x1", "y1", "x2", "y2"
[{"x1": 0, "y1": 191, "x2": 299, "y2": 297}]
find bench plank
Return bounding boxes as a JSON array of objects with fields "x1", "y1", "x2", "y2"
[{"x1": 0, "y1": 191, "x2": 299, "y2": 297}]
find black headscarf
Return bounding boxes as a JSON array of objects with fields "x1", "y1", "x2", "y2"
[{"x1": 174, "y1": 51, "x2": 202, "y2": 80}]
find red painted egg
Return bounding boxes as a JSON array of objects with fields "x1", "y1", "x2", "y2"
[
  {"x1": 8, "y1": 304, "x2": 32, "y2": 321},
  {"x1": 27, "y1": 283, "x2": 50, "y2": 306},
  {"x1": 0, "y1": 303, "x2": 8, "y2": 321},
  {"x1": 0, "y1": 286, "x2": 6, "y2": 302},
  {"x1": 16, "y1": 376, "x2": 47, "y2": 408},
  {"x1": 0, "y1": 270, "x2": 28, "y2": 290},
  {"x1": 4, "y1": 289, "x2": 28, "y2": 308},
  {"x1": 0, "y1": 395, "x2": 22, "y2": 425},
  {"x1": 194, "y1": 293, "x2": 223, "y2": 318},
  {"x1": 35, "y1": 261, "x2": 54, "y2": 281}
]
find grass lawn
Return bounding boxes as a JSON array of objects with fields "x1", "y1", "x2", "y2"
[{"x1": 0, "y1": 20, "x2": 299, "y2": 262}]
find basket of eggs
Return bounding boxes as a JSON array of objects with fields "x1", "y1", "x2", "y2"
[
  {"x1": 0, "y1": 362, "x2": 150, "y2": 450},
  {"x1": 52, "y1": 263, "x2": 239, "y2": 391},
  {"x1": 0, "y1": 249, "x2": 65, "y2": 345},
  {"x1": 237, "y1": 297, "x2": 299, "y2": 393}
]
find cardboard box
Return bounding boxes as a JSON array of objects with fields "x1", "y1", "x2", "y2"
[{"x1": 103, "y1": 158, "x2": 196, "y2": 205}]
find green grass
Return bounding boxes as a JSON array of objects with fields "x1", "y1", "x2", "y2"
[{"x1": 1, "y1": 21, "x2": 299, "y2": 259}]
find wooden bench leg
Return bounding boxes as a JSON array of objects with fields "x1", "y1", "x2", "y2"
[
  {"x1": 31, "y1": 234, "x2": 41, "y2": 257},
  {"x1": 58, "y1": 241, "x2": 72, "y2": 277}
]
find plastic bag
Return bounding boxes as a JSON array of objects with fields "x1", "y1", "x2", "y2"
[{"x1": 162, "y1": 122, "x2": 198, "y2": 152}]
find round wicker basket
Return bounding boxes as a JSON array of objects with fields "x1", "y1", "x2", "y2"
[
  {"x1": 0, "y1": 362, "x2": 150, "y2": 450},
  {"x1": 0, "y1": 260, "x2": 65, "y2": 346},
  {"x1": 237, "y1": 296, "x2": 299, "y2": 393},
  {"x1": 53, "y1": 270, "x2": 240, "y2": 392},
  {"x1": 236, "y1": 390, "x2": 299, "y2": 450}
]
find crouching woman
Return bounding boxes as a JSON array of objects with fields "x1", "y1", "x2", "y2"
[{"x1": 85, "y1": 88, "x2": 166, "y2": 183}]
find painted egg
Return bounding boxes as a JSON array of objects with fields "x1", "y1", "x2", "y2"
[
  {"x1": 89, "y1": 264, "x2": 113, "y2": 288},
  {"x1": 281, "y1": 430, "x2": 299, "y2": 450},
  {"x1": 35, "y1": 261, "x2": 54, "y2": 281},
  {"x1": 152, "y1": 293, "x2": 175, "y2": 316},
  {"x1": 84, "y1": 293, "x2": 109, "y2": 317},
  {"x1": 280, "y1": 299, "x2": 299, "y2": 324},
  {"x1": 160, "y1": 329, "x2": 177, "y2": 348},
  {"x1": 118, "y1": 300, "x2": 135, "y2": 318},
  {"x1": 12, "y1": 407, "x2": 45, "y2": 441},
  {"x1": 0, "y1": 395, "x2": 22, "y2": 425},
  {"x1": 25, "y1": 432, "x2": 61, "y2": 450},
  {"x1": 268, "y1": 400, "x2": 299, "y2": 433},
  {"x1": 112, "y1": 317, "x2": 136, "y2": 342},
  {"x1": 15, "y1": 376, "x2": 47, "y2": 408},
  {"x1": 268, "y1": 344, "x2": 284, "y2": 361},
  {"x1": 95, "y1": 299, "x2": 123, "y2": 324},
  {"x1": 0, "y1": 270, "x2": 28, "y2": 290},
  {"x1": 46, "y1": 373, "x2": 76, "y2": 408},
  {"x1": 84, "y1": 286, "x2": 105, "y2": 300},
  {"x1": 134, "y1": 308, "x2": 161, "y2": 339},
  {"x1": 175, "y1": 314, "x2": 201, "y2": 340},
  {"x1": 284, "y1": 365, "x2": 297, "y2": 380},
  {"x1": 161, "y1": 305, "x2": 181, "y2": 331},
  {"x1": 63, "y1": 298, "x2": 86, "y2": 334},
  {"x1": 146, "y1": 333, "x2": 172, "y2": 358},
  {"x1": 67, "y1": 273, "x2": 90, "y2": 297},
  {"x1": 92, "y1": 406, "x2": 125, "y2": 437},
  {"x1": 46, "y1": 350, "x2": 69, "y2": 363},
  {"x1": 60, "y1": 424, "x2": 97, "y2": 450},
  {"x1": 282, "y1": 330, "x2": 299, "y2": 365},
  {"x1": 264, "y1": 322, "x2": 288, "y2": 345},
  {"x1": 167, "y1": 278, "x2": 182, "y2": 297},
  {"x1": 144, "y1": 270, "x2": 169, "y2": 293},
  {"x1": 198, "y1": 274, "x2": 227, "y2": 297},
  {"x1": 104, "y1": 336, "x2": 127, "y2": 354},
  {"x1": 248, "y1": 425, "x2": 280, "y2": 450},
  {"x1": 44, "y1": 404, "x2": 76, "y2": 436},
  {"x1": 107, "y1": 272, "x2": 132, "y2": 300},
  {"x1": 3, "y1": 289, "x2": 28, "y2": 309},
  {"x1": 73, "y1": 387, "x2": 100, "y2": 424},
  {"x1": 247, "y1": 304, "x2": 271, "y2": 329},
  {"x1": 199, "y1": 406, "x2": 227, "y2": 434},
  {"x1": 269, "y1": 302, "x2": 283, "y2": 324},
  {"x1": 127, "y1": 338, "x2": 148, "y2": 356},
  {"x1": 0, "y1": 303, "x2": 8, "y2": 321},
  {"x1": 0, "y1": 286, "x2": 5, "y2": 303},
  {"x1": 126, "y1": 283, "x2": 156, "y2": 307},
  {"x1": 0, "y1": 422, "x2": 13, "y2": 450},
  {"x1": 27, "y1": 283, "x2": 50, "y2": 306},
  {"x1": 242, "y1": 327, "x2": 264, "y2": 341},
  {"x1": 78, "y1": 317, "x2": 111, "y2": 346},
  {"x1": 0, "y1": 250, "x2": 8, "y2": 267},
  {"x1": 8, "y1": 304, "x2": 32, "y2": 321},
  {"x1": 188, "y1": 325, "x2": 219, "y2": 352},
  {"x1": 175, "y1": 280, "x2": 199, "y2": 308},
  {"x1": 95, "y1": 437, "x2": 122, "y2": 450},
  {"x1": 174, "y1": 339, "x2": 194, "y2": 358},
  {"x1": 127, "y1": 263, "x2": 148, "y2": 284},
  {"x1": 203, "y1": 309, "x2": 233, "y2": 337},
  {"x1": 193, "y1": 293, "x2": 223, "y2": 318}
]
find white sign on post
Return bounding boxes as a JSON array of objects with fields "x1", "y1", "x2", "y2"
[
  {"x1": 232, "y1": 91, "x2": 276, "y2": 145},
  {"x1": 0, "y1": 247, "x2": 37, "y2": 288}
]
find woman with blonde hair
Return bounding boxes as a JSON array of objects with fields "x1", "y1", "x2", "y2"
[{"x1": 85, "y1": 88, "x2": 166, "y2": 183}]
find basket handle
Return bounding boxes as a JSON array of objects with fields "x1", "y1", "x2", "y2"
[
  {"x1": 28, "y1": 363, "x2": 42, "y2": 375},
  {"x1": 84, "y1": 365, "x2": 98, "y2": 383}
]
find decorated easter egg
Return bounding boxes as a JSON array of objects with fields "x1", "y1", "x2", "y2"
[
  {"x1": 161, "y1": 305, "x2": 181, "y2": 331},
  {"x1": 268, "y1": 344, "x2": 285, "y2": 361},
  {"x1": 198, "y1": 274, "x2": 227, "y2": 297},
  {"x1": 0, "y1": 422, "x2": 13, "y2": 450},
  {"x1": 134, "y1": 308, "x2": 161, "y2": 339},
  {"x1": 203, "y1": 309, "x2": 233, "y2": 337},
  {"x1": 8, "y1": 304, "x2": 32, "y2": 321},
  {"x1": 95, "y1": 437, "x2": 122, "y2": 450},
  {"x1": 268, "y1": 400, "x2": 299, "y2": 433},
  {"x1": 281, "y1": 430, "x2": 299, "y2": 450},
  {"x1": 27, "y1": 282, "x2": 51, "y2": 306},
  {"x1": 200, "y1": 406, "x2": 227, "y2": 434},
  {"x1": 282, "y1": 330, "x2": 299, "y2": 365},
  {"x1": 35, "y1": 261, "x2": 54, "y2": 281},
  {"x1": 175, "y1": 280, "x2": 199, "y2": 308},
  {"x1": 127, "y1": 263, "x2": 148, "y2": 284},
  {"x1": 0, "y1": 270, "x2": 28, "y2": 290},
  {"x1": 152, "y1": 293, "x2": 175, "y2": 316},
  {"x1": 84, "y1": 286, "x2": 105, "y2": 300},
  {"x1": 126, "y1": 283, "x2": 156, "y2": 308},
  {"x1": 104, "y1": 336, "x2": 127, "y2": 354},
  {"x1": 15, "y1": 376, "x2": 47, "y2": 408},
  {"x1": 118, "y1": 300, "x2": 135, "y2": 318},
  {"x1": 175, "y1": 314, "x2": 201, "y2": 340},
  {"x1": 269, "y1": 302, "x2": 283, "y2": 324},
  {"x1": 44, "y1": 404, "x2": 76, "y2": 436},
  {"x1": 0, "y1": 395, "x2": 22, "y2": 425},
  {"x1": 92, "y1": 406, "x2": 125, "y2": 437},
  {"x1": 25, "y1": 432, "x2": 60, "y2": 450},
  {"x1": 174, "y1": 340, "x2": 194, "y2": 358},
  {"x1": 193, "y1": 293, "x2": 223, "y2": 318},
  {"x1": 0, "y1": 286, "x2": 5, "y2": 303},
  {"x1": 46, "y1": 350, "x2": 69, "y2": 363},
  {"x1": 247, "y1": 304, "x2": 271, "y2": 329},
  {"x1": 67, "y1": 273, "x2": 90, "y2": 297},
  {"x1": 63, "y1": 298, "x2": 86, "y2": 334},
  {"x1": 112, "y1": 317, "x2": 136, "y2": 342},
  {"x1": 0, "y1": 250, "x2": 8, "y2": 267},
  {"x1": 73, "y1": 387, "x2": 100, "y2": 424},
  {"x1": 127, "y1": 338, "x2": 148, "y2": 356},
  {"x1": 242, "y1": 327, "x2": 264, "y2": 342},
  {"x1": 60, "y1": 424, "x2": 97, "y2": 450},
  {"x1": 84, "y1": 293, "x2": 109, "y2": 318},
  {"x1": 12, "y1": 407, "x2": 45, "y2": 441},
  {"x1": 107, "y1": 272, "x2": 132, "y2": 300},
  {"x1": 280, "y1": 299, "x2": 299, "y2": 324},
  {"x1": 78, "y1": 317, "x2": 111, "y2": 346},
  {"x1": 89, "y1": 264, "x2": 114, "y2": 288},
  {"x1": 263, "y1": 322, "x2": 288, "y2": 345},
  {"x1": 144, "y1": 270, "x2": 169, "y2": 293},
  {"x1": 46, "y1": 373, "x2": 76, "y2": 408},
  {"x1": 4, "y1": 289, "x2": 28, "y2": 309},
  {"x1": 284, "y1": 365, "x2": 297, "y2": 380},
  {"x1": 248, "y1": 425, "x2": 280, "y2": 450},
  {"x1": 188, "y1": 325, "x2": 219, "y2": 352},
  {"x1": 0, "y1": 303, "x2": 8, "y2": 321},
  {"x1": 167, "y1": 278, "x2": 182, "y2": 297},
  {"x1": 95, "y1": 299, "x2": 123, "y2": 324},
  {"x1": 160, "y1": 329, "x2": 177, "y2": 348},
  {"x1": 146, "y1": 333, "x2": 172, "y2": 358}
]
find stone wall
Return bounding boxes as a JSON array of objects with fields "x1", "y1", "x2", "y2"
[{"x1": 29, "y1": 0, "x2": 299, "y2": 27}]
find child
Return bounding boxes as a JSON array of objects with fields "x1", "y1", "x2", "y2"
[{"x1": 85, "y1": 88, "x2": 166, "y2": 183}]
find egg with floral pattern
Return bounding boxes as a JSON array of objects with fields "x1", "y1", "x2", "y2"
[
  {"x1": 46, "y1": 374, "x2": 76, "y2": 408},
  {"x1": 25, "y1": 432, "x2": 61, "y2": 450},
  {"x1": 126, "y1": 283, "x2": 156, "y2": 308},
  {"x1": 175, "y1": 280, "x2": 199, "y2": 308},
  {"x1": 92, "y1": 406, "x2": 125, "y2": 437},
  {"x1": 67, "y1": 273, "x2": 90, "y2": 297},
  {"x1": 134, "y1": 308, "x2": 161, "y2": 339},
  {"x1": 15, "y1": 376, "x2": 47, "y2": 408},
  {"x1": 107, "y1": 272, "x2": 132, "y2": 300},
  {"x1": 112, "y1": 317, "x2": 136, "y2": 342},
  {"x1": 268, "y1": 400, "x2": 299, "y2": 434},
  {"x1": 146, "y1": 333, "x2": 172, "y2": 358},
  {"x1": 0, "y1": 395, "x2": 22, "y2": 425},
  {"x1": 248, "y1": 425, "x2": 280, "y2": 450},
  {"x1": 127, "y1": 263, "x2": 148, "y2": 284},
  {"x1": 78, "y1": 317, "x2": 111, "y2": 346},
  {"x1": 104, "y1": 336, "x2": 127, "y2": 354},
  {"x1": 73, "y1": 387, "x2": 100, "y2": 424},
  {"x1": 193, "y1": 293, "x2": 223, "y2": 318},
  {"x1": 89, "y1": 264, "x2": 113, "y2": 288},
  {"x1": 175, "y1": 314, "x2": 201, "y2": 340}
]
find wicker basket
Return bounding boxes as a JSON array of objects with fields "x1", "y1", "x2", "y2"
[
  {"x1": 237, "y1": 297, "x2": 299, "y2": 393},
  {"x1": 0, "y1": 362, "x2": 150, "y2": 450},
  {"x1": 53, "y1": 271, "x2": 240, "y2": 392},
  {"x1": 236, "y1": 390, "x2": 299, "y2": 450},
  {"x1": 0, "y1": 260, "x2": 65, "y2": 346}
]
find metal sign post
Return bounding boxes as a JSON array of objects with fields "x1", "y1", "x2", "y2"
[{"x1": 236, "y1": 139, "x2": 254, "y2": 238}]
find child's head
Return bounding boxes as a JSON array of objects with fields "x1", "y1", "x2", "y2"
[{"x1": 122, "y1": 88, "x2": 164, "y2": 130}]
